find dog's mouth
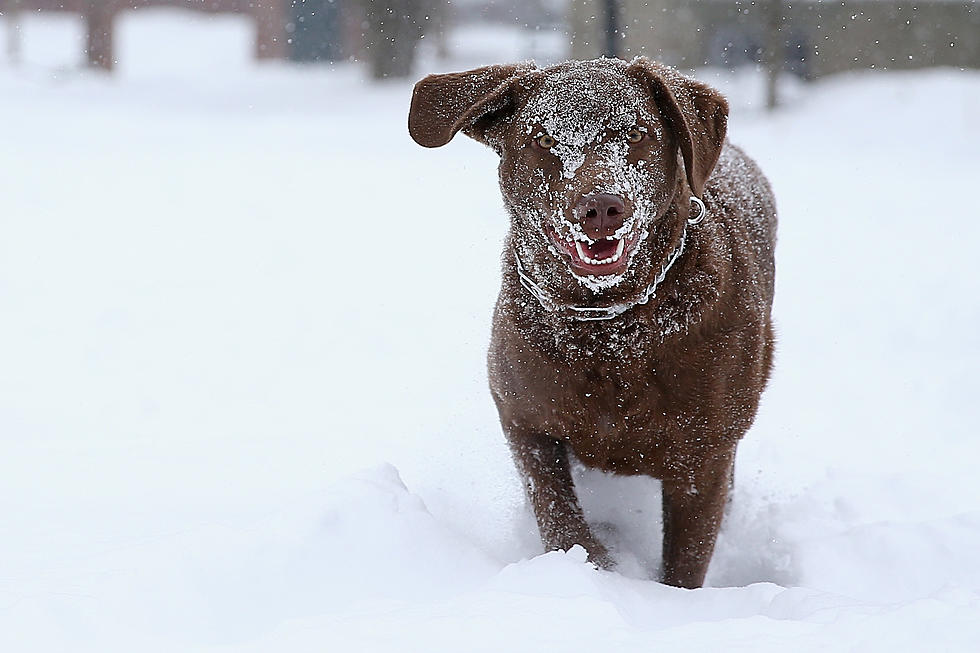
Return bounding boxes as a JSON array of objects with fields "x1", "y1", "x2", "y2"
[{"x1": 548, "y1": 228, "x2": 639, "y2": 276}]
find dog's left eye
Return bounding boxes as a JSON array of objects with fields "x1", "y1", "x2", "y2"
[
  {"x1": 536, "y1": 134, "x2": 557, "y2": 149},
  {"x1": 627, "y1": 128, "x2": 645, "y2": 144}
]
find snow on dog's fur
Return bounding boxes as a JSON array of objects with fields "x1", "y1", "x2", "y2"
[{"x1": 409, "y1": 57, "x2": 777, "y2": 588}]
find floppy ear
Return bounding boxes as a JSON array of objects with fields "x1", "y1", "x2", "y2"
[
  {"x1": 408, "y1": 63, "x2": 534, "y2": 149},
  {"x1": 627, "y1": 58, "x2": 728, "y2": 198}
]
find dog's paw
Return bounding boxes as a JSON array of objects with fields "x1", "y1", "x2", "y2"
[{"x1": 585, "y1": 542, "x2": 617, "y2": 571}]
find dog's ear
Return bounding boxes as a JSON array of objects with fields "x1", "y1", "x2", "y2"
[
  {"x1": 627, "y1": 58, "x2": 728, "y2": 198},
  {"x1": 409, "y1": 63, "x2": 534, "y2": 149}
]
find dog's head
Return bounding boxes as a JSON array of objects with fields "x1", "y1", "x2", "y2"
[{"x1": 409, "y1": 57, "x2": 727, "y2": 302}]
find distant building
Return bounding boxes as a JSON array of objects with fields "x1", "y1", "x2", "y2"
[{"x1": 570, "y1": 1, "x2": 980, "y2": 77}]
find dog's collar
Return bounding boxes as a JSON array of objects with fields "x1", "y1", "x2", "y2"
[{"x1": 514, "y1": 221, "x2": 689, "y2": 322}]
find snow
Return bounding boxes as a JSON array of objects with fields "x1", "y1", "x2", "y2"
[{"x1": 2, "y1": 9, "x2": 980, "y2": 652}]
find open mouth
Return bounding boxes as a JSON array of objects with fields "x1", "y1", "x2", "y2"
[
  {"x1": 549, "y1": 229, "x2": 637, "y2": 276},
  {"x1": 574, "y1": 238, "x2": 626, "y2": 266}
]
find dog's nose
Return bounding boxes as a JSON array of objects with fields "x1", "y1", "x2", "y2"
[{"x1": 575, "y1": 193, "x2": 626, "y2": 239}]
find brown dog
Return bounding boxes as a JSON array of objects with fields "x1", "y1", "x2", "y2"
[{"x1": 408, "y1": 57, "x2": 776, "y2": 588}]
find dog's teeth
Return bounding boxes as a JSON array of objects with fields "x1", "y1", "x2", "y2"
[{"x1": 574, "y1": 238, "x2": 626, "y2": 266}]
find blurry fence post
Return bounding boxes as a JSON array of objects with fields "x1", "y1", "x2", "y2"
[
  {"x1": 5, "y1": 0, "x2": 22, "y2": 66},
  {"x1": 253, "y1": 0, "x2": 288, "y2": 60},
  {"x1": 602, "y1": 0, "x2": 620, "y2": 58},
  {"x1": 432, "y1": 1, "x2": 449, "y2": 61},
  {"x1": 764, "y1": 0, "x2": 784, "y2": 110},
  {"x1": 84, "y1": 0, "x2": 117, "y2": 71}
]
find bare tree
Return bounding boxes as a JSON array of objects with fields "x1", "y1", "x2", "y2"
[{"x1": 362, "y1": 0, "x2": 438, "y2": 80}]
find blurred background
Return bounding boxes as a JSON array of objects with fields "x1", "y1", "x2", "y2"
[
  {"x1": 3, "y1": 1, "x2": 978, "y2": 94},
  {"x1": 1, "y1": 2, "x2": 979, "y2": 651}
]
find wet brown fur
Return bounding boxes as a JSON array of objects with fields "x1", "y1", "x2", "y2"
[{"x1": 409, "y1": 58, "x2": 776, "y2": 588}]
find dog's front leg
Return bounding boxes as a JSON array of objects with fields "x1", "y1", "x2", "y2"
[
  {"x1": 660, "y1": 446, "x2": 736, "y2": 588},
  {"x1": 507, "y1": 430, "x2": 612, "y2": 568}
]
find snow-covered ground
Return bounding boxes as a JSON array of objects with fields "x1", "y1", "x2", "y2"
[{"x1": 1, "y1": 10, "x2": 979, "y2": 652}]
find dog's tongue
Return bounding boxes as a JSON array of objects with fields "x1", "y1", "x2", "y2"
[{"x1": 583, "y1": 239, "x2": 619, "y2": 258}]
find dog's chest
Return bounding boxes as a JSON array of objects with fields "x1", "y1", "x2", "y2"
[
  {"x1": 553, "y1": 354, "x2": 677, "y2": 474},
  {"x1": 490, "y1": 301, "x2": 718, "y2": 476},
  {"x1": 494, "y1": 319, "x2": 684, "y2": 474}
]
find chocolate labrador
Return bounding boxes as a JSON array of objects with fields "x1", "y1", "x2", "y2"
[{"x1": 409, "y1": 57, "x2": 776, "y2": 588}]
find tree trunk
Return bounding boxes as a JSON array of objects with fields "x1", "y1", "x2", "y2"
[
  {"x1": 5, "y1": 1, "x2": 22, "y2": 66},
  {"x1": 363, "y1": 0, "x2": 427, "y2": 80},
  {"x1": 253, "y1": 0, "x2": 288, "y2": 60},
  {"x1": 764, "y1": 0, "x2": 783, "y2": 110},
  {"x1": 602, "y1": 0, "x2": 620, "y2": 59},
  {"x1": 85, "y1": 0, "x2": 116, "y2": 71}
]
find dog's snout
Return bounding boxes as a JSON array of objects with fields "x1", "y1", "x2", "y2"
[{"x1": 575, "y1": 193, "x2": 627, "y2": 239}]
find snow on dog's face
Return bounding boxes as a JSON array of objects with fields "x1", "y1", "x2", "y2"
[
  {"x1": 409, "y1": 57, "x2": 728, "y2": 303},
  {"x1": 500, "y1": 59, "x2": 675, "y2": 292}
]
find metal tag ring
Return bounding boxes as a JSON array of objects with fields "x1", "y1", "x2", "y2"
[{"x1": 688, "y1": 196, "x2": 707, "y2": 225}]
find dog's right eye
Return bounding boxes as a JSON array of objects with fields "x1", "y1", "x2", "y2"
[{"x1": 536, "y1": 134, "x2": 557, "y2": 149}]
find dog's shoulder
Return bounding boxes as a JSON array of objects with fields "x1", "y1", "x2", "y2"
[
  {"x1": 704, "y1": 142, "x2": 778, "y2": 305},
  {"x1": 708, "y1": 143, "x2": 778, "y2": 249}
]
